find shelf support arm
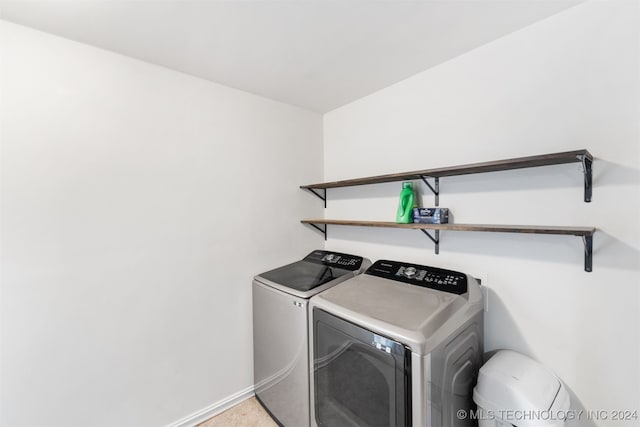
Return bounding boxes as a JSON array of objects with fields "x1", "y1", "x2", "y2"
[
  {"x1": 578, "y1": 154, "x2": 592, "y2": 203},
  {"x1": 305, "y1": 188, "x2": 327, "y2": 208},
  {"x1": 420, "y1": 229, "x2": 440, "y2": 254},
  {"x1": 420, "y1": 176, "x2": 439, "y2": 206},
  {"x1": 307, "y1": 222, "x2": 327, "y2": 240},
  {"x1": 583, "y1": 235, "x2": 593, "y2": 272}
]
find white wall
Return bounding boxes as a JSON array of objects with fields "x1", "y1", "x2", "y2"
[
  {"x1": 324, "y1": 2, "x2": 639, "y2": 426},
  {"x1": 0, "y1": 21, "x2": 323, "y2": 427}
]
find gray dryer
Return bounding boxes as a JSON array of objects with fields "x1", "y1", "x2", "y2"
[{"x1": 309, "y1": 259, "x2": 484, "y2": 427}]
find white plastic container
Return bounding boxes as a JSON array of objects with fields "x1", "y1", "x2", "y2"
[{"x1": 473, "y1": 350, "x2": 571, "y2": 427}]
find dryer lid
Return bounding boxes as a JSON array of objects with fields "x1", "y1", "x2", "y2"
[{"x1": 310, "y1": 260, "x2": 482, "y2": 353}]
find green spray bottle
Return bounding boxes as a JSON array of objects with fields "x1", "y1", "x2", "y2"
[{"x1": 396, "y1": 182, "x2": 417, "y2": 223}]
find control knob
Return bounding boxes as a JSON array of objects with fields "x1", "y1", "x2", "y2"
[{"x1": 404, "y1": 267, "x2": 417, "y2": 278}]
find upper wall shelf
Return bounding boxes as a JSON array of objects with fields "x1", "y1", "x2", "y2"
[{"x1": 301, "y1": 149, "x2": 593, "y2": 205}]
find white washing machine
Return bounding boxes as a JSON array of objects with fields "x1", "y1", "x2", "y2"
[
  {"x1": 309, "y1": 259, "x2": 484, "y2": 427},
  {"x1": 253, "y1": 250, "x2": 371, "y2": 427}
]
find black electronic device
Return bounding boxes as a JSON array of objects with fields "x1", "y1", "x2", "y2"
[{"x1": 366, "y1": 259, "x2": 468, "y2": 295}]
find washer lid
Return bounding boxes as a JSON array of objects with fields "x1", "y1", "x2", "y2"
[{"x1": 257, "y1": 250, "x2": 365, "y2": 292}]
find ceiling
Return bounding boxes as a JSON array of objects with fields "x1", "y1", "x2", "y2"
[{"x1": 0, "y1": 0, "x2": 579, "y2": 112}]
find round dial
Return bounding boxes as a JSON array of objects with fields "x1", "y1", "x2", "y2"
[
  {"x1": 323, "y1": 254, "x2": 339, "y2": 263},
  {"x1": 404, "y1": 267, "x2": 417, "y2": 278}
]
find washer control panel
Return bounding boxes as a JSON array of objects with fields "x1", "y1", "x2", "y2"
[
  {"x1": 304, "y1": 250, "x2": 364, "y2": 271},
  {"x1": 366, "y1": 260, "x2": 468, "y2": 295}
]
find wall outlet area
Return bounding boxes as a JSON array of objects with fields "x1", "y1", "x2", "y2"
[{"x1": 471, "y1": 272, "x2": 489, "y2": 313}]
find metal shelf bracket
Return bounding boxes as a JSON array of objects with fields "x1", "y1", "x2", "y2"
[
  {"x1": 420, "y1": 176, "x2": 440, "y2": 206},
  {"x1": 305, "y1": 188, "x2": 327, "y2": 208},
  {"x1": 420, "y1": 229, "x2": 440, "y2": 254},
  {"x1": 582, "y1": 235, "x2": 593, "y2": 272},
  {"x1": 578, "y1": 154, "x2": 593, "y2": 203},
  {"x1": 307, "y1": 222, "x2": 327, "y2": 240}
]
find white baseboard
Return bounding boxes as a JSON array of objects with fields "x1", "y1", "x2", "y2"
[{"x1": 166, "y1": 385, "x2": 255, "y2": 427}]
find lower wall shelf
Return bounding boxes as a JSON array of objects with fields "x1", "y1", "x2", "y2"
[{"x1": 301, "y1": 219, "x2": 596, "y2": 272}]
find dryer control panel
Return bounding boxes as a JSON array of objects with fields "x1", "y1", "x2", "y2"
[
  {"x1": 303, "y1": 250, "x2": 364, "y2": 271},
  {"x1": 366, "y1": 260, "x2": 468, "y2": 295}
]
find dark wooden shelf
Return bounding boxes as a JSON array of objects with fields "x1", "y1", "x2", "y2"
[
  {"x1": 301, "y1": 149, "x2": 592, "y2": 189},
  {"x1": 301, "y1": 219, "x2": 596, "y2": 271},
  {"x1": 300, "y1": 149, "x2": 595, "y2": 271},
  {"x1": 301, "y1": 219, "x2": 595, "y2": 236}
]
